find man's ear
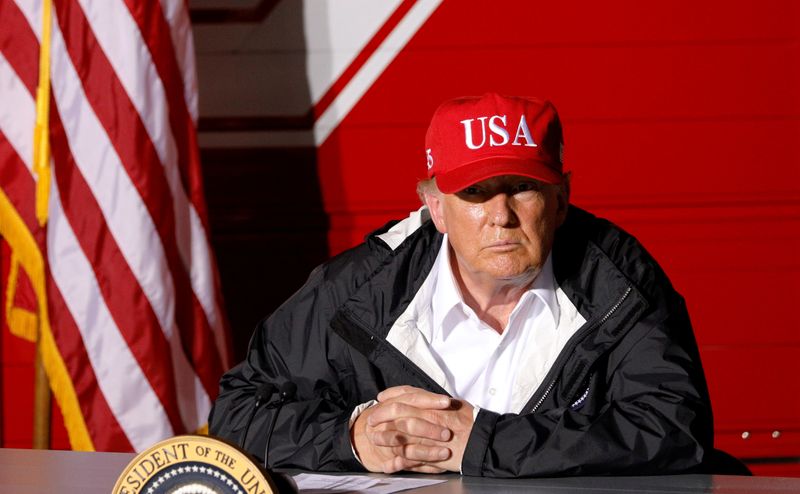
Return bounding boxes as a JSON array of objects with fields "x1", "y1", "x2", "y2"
[{"x1": 424, "y1": 192, "x2": 448, "y2": 234}]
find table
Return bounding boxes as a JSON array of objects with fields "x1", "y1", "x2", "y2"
[
  {"x1": 2, "y1": 447, "x2": 800, "y2": 493},
  {"x1": 412, "y1": 474, "x2": 800, "y2": 493},
  {"x1": 0, "y1": 447, "x2": 133, "y2": 493}
]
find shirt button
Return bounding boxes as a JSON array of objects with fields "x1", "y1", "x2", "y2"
[{"x1": 488, "y1": 388, "x2": 496, "y2": 396}]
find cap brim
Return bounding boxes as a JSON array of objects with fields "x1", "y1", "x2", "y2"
[{"x1": 435, "y1": 157, "x2": 563, "y2": 194}]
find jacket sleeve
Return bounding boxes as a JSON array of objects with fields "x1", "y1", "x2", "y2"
[
  {"x1": 208, "y1": 264, "x2": 370, "y2": 472},
  {"x1": 461, "y1": 298, "x2": 713, "y2": 477}
]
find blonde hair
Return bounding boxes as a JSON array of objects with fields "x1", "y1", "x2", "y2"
[{"x1": 416, "y1": 177, "x2": 440, "y2": 206}]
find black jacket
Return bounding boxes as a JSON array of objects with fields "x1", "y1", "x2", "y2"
[{"x1": 209, "y1": 206, "x2": 725, "y2": 477}]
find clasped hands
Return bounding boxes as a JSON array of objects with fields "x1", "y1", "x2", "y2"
[{"x1": 351, "y1": 385, "x2": 474, "y2": 473}]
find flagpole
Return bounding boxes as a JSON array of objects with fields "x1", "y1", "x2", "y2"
[
  {"x1": 32, "y1": 346, "x2": 51, "y2": 449},
  {"x1": 31, "y1": 0, "x2": 54, "y2": 451}
]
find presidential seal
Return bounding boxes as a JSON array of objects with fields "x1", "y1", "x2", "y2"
[{"x1": 113, "y1": 435, "x2": 278, "y2": 494}]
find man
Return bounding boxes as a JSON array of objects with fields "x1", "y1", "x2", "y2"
[{"x1": 210, "y1": 93, "x2": 732, "y2": 476}]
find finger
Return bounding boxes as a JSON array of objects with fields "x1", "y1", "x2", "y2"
[
  {"x1": 368, "y1": 428, "x2": 403, "y2": 447},
  {"x1": 367, "y1": 402, "x2": 422, "y2": 426},
  {"x1": 378, "y1": 387, "x2": 452, "y2": 410},
  {"x1": 367, "y1": 418, "x2": 453, "y2": 446},
  {"x1": 368, "y1": 424, "x2": 449, "y2": 447},
  {"x1": 382, "y1": 455, "x2": 430, "y2": 474},
  {"x1": 367, "y1": 427, "x2": 408, "y2": 447},
  {"x1": 381, "y1": 455, "x2": 410, "y2": 474},
  {"x1": 377, "y1": 385, "x2": 419, "y2": 401},
  {"x1": 407, "y1": 464, "x2": 448, "y2": 474},
  {"x1": 397, "y1": 443, "x2": 451, "y2": 463},
  {"x1": 384, "y1": 452, "x2": 451, "y2": 474},
  {"x1": 398, "y1": 416, "x2": 453, "y2": 442},
  {"x1": 368, "y1": 402, "x2": 448, "y2": 427}
]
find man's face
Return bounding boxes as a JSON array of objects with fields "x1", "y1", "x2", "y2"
[{"x1": 427, "y1": 175, "x2": 569, "y2": 285}]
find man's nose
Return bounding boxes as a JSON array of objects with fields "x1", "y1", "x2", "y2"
[{"x1": 487, "y1": 193, "x2": 515, "y2": 226}]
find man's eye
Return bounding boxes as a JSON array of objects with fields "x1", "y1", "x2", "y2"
[
  {"x1": 514, "y1": 182, "x2": 540, "y2": 193},
  {"x1": 462, "y1": 186, "x2": 482, "y2": 195}
]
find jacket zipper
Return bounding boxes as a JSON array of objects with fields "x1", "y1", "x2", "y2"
[{"x1": 530, "y1": 286, "x2": 633, "y2": 413}]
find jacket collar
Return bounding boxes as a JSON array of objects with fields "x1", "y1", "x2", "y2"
[
  {"x1": 543, "y1": 207, "x2": 650, "y2": 404},
  {"x1": 375, "y1": 207, "x2": 431, "y2": 251},
  {"x1": 333, "y1": 206, "x2": 649, "y2": 403}
]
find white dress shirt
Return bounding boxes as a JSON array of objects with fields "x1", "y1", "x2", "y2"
[
  {"x1": 350, "y1": 210, "x2": 587, "y2": 464},
  {"x1": 421, "y1": 236, "x2": 567, "y2": 413}
]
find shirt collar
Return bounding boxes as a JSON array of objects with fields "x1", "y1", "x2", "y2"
[
  {"x1": 430, "y1": 236, "x2": 560, "y2": 340},
  {"x1": 431, "y1": 235, "x2": 464, "y2": 339},
  {"x1": 529, "y1": 251, "x2": 560, "y2": 326}
]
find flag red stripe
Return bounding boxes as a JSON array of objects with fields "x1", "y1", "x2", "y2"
[
  {"x1": 122, "y1": 0, "x2": 209, "y2": 229},
  {"x1": 122, "y1": 0, "x2": 231, "y2": 372},
  {"x1": 128, "y1": 0, "x2": 233, "y2": 369},
  {"x1": 0, "y1": 6, "x2": 188, "y2": 429},
  {"x1": 0, "y1": 131, "x2": 133, "y2": 452},
  {"x1": 0, "y1": 33, "x2": 132, "y2": 449},
  {"x1": 0, "y1": 0, "x2": 38, "y2": 95},
  {"x1": 0, "y1": 134, "x2": 38, "y2": 234},
  {"x1": 47, "y1": 101, "x2": 186, "y2": 435},
  {"x1": 0, "y1": 3, "x2": 42, "y2": 245},
  {"x1": 2, "y1": 0, "x2": 230, "y2": 450},
  {"x1": 53, "y1": 0, "x2": 224, "y2": 398},
  {"x1": 46, "y1": 273, "x2": 134, "y2": 451}
]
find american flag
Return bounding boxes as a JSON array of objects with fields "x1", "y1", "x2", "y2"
[{"x1": 0, "y1": 0, "x2": 230, "y2": 452}]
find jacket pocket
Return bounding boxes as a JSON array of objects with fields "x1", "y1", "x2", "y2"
[{"x1": 569, "y1": 374, "x2": 593, "y2": 411}]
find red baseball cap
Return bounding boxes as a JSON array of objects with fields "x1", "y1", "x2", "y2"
[{"x1": 424, "y1": 93, "x2": 564, "y2": 194}]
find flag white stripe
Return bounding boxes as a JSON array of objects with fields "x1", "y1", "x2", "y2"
[
  {"x1": 76, "y1": 0, "x2": 174, "y2": 171},
  {"x1": 182, "y1": 207, "x2": 230, "y2": 368},
  {"x1": 8, "y1": 0, "x2": 226, "y2": 450},
  {"x1": 77, "y1": 0, "x2": 227, "y2": 364},
  {"x1": 158, "y1": 0, "x2": 198, "y2": 122},
  {"x1": 314, "y1": 0, "x2": 443, "y2": 145},
  {"x1": 15, "y1": 0, "x2": 41, "y2": 39},
  {"x1": 18, "y1": 0, "x2": 212, "y2": 431},
  {"x1": 0, "y1": 51, "x2": 36, "y2": 170},
  {"x1": 48, "y1": 6, "x2": 212, "y2": 431},
  {"x1": 46, "y1": 8, "x2": 174, "y2": 338},
  {"x1": 46, "y1": 180, "x2": 173, "y2": 451}
]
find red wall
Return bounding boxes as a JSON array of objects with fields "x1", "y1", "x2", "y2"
[
  {"x1": 315, "y1": 0, "x2": 800, "y2": 475},
  {"x1": 0, "y1": 332, "x2": 70, "y2": 450},
  {"x1": 3, "y1": 0, "x2": 798, "y2": 476}
]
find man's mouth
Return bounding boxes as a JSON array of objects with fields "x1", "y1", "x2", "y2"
[{"x1": 485, "y1": 241, "x2": 520, "y2": 251}]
